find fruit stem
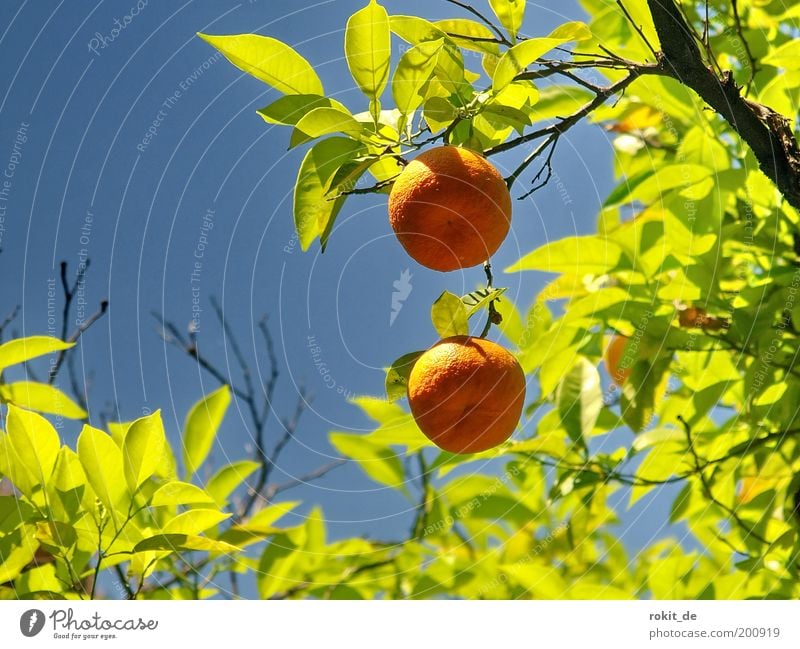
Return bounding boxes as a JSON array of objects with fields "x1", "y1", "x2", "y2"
[{"x1": 480, "y1": 260, "x2": 500, "y2": 338}]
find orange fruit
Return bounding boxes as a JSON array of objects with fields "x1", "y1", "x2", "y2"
[
  {"x1": 678, "y1": 306, "x2": 727, "y2": 331},
  {"x1": 604, "y1": 334, "x2": 633, "y2": 386},
  {"x1": 388, "y1": 146, "x2": 512, "y2": 272},
  {"x1": 407, "y1": 336, "x2": 525, "y2": 453}
]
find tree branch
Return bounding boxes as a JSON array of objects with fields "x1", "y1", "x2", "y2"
[{"x1": 645, "y1": 0, "x2": 800, "y2": 211}]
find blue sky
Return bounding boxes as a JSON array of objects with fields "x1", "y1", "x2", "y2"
[{"x1": 0, "y1": 0, "x2": 678, "y2": 558}]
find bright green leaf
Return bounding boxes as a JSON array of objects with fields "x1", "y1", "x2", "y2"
[
  {"x1": 556, "y1": 357, "x2": 602, "y2": 448},
  {"x1": 385, "y1": 351, "x2": 425, "y2": 401},
  {"x1": 151, "y1": 481, "x2": 215, "y2": 507},
  {"x1": 294, "y1": 137, "x2": 366, "y2": 251},
  {"x1": 0, "y1": 382, "x2": 86, "y2": 419},
  {"x1": 392, "y1": 39, "x2": 444, "y2": 123},
  {"x1": 290, "y1": 107, "x2": 367, "y2": 148},
  {"x1": 77, "y1": 425, "x2": 128, "y2": 510},
  {"x1": 123, "y1": 410, "x2": 166, "y2": 492},
  {"x1": 506, "y1": 235, "x2": 624, "y2": 274},
  {"x1": 258, "y1": 95, "x2": 349, "y2": 126},
  {"x1": 492, "y1": 22, "x2": 591, "y2": 92},
  {"x1": 488, "y1": 0, "x2": 526, "y2": 40},
  {"x1": 198, "y1": 33, "x2": 323, "y2": 95},
  {"x1": 205, "y1": 460, "x2": 260, "y2": 507},
  {"x1": 345, "y1": 0, "x2": 391, "y2": 120},
  {"x1": 183, "y1": 385, "x2": 231, "y2": 478},
  {"x1": 431, "y1": 290, "x2": 469, "y2": 338}
]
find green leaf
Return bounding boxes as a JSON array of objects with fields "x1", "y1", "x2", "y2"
[
  {"x1": 183, "y1": 385, "x2": 231, "y2": 478},
  {"x1": 290, "y1": 107, "x2": 366, "y2": 148},
  {"x1": 528, "y1": 85, "x2": 592, "y2": 123},
  {"x1": 345, "y1": 0, "x2": 391, "y2": 120},
  {"x1": 294, "y1": 137, "x2": 366, "y2": 251},
  {"x1": 123, "y1": 410, "x2": 166, "y2": 492},
  {"x1": 329, "y1": 432, "x2": 406, "y2": 491},
  {"x1": 556, "y1": 358, "x2": 602, "y2": 448},
  {"x1": 77, "y1": 425, "x2": 128, "y2": 510},
  {"x1": 5, "y1": 405, "x2": 60, "y2": 485},
  {"x1": 0, "y1": 523, "x2": 38, "y2": 583},
  {"x1": 607, "y1": 164, "x2": 712, "y2": 206},
  {"x1": 763, "y1": 40, "x2": 800, "y2": 69},
  {"x1": 488, "y1": 0, "x2": 526, "y2": 40},
  {"x1": 435, "y1": 18, "x2": 500, "y2": 55},
  {"x1": 392, "y1": 39, "x2": 444, "y2": 122},
  {"x1": 198, "y1": 33, "x2": 323, "y2": 95},
  {"x1": 151, "y1": 481, "x2": 215, "y2": 507},
  {"x1": 163, "y1": 509, "x2": 230, "y2": 535},
  {"x1": 620, "y1": 355, "x2": 672, "y2": 433},
  {"x1": 257, "y1": 532, "x2": 303, "y2": 599},
  {"x1": 245, "y1": 501, "x2": 302, "y2": 532},
  {"x1": 0, "y1": 382, "x2": 86, "y2": 419},
  {"x1": 602, "y1": 168, "x2": 655, "y2": 207},
  {"x1": 431, "y1": 290, "x2": 469, "y2": 338},
  {"x1": 205, "y1": 460, "x2": 260, "y2": 507},
  {"x1": 385, "y1": 351, "x2": 425, "y2": 401},
  {"x1": 258, "y1": 95, "x2": 349, "y2": 126},
  {"x1": 134, "y1": 534, "x2": 239, "y2": 555},
  {"x1": 506, "y1": 235, "x2": 623, "y2": 274},
  {"x1": 0, "y1": 336, "x2": 73, "y2": 374},
  {"x1": 461, "y1": 287, "x2": 507, "y2": 317},
  {"x1": 492, "y1": 22, "x2": 591, "y2": 92}
]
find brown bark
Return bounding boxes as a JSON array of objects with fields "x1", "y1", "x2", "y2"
[{"x1": 646, "y1": 0, "x2": 800, "y2": 210}]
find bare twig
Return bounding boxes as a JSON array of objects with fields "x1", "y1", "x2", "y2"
[
  {"x1": 0, "y1": 305, "x2": 19, "y2": 342},
  {"x1": 731, "y1": 0, "x2": 758, "y2": 95},
  {"x1": 49, "y1": 299, "x2": 108, "y2": 385},
  {"x1": 264, "y1": 458, "x2": 347, "y2": 499}
]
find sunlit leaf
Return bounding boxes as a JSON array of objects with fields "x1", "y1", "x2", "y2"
[
  {"x1": 345, "y1": 0, "x2": 391, "y2": 122},
  {"x1": 123, "y1": 410, "x2": 167, "y2": 492},
  {"x1": 198, "y1": 33, "x2": 323, "y2": 95},
  {"x1": 431, "y1": 290, "x2": 469, "y2": 338},
  {"x1": 183, "y1": 385, "x2": 231, "y2": 478}
]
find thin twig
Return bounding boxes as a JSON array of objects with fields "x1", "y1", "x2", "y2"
[
  {"x1": 49, "y1": 299, "x2": 109, "y2": 384},
  {"x1": 0, "y1": 305, "x2": 19, "y2": 342},
  {"x1": 616, "y1": 0, "x2": 659, "y2": 59},
  {"x1": 678, "y1": 415, "x2": 769, "y2": 547},
  {"x1": 265, "y1": 459, "x2": 347, "y2": 499},
  {"x1": 731, "y1": 0, "x2": 758, "y2": 95},
  {"x1": 443, "y1": 0, "x2": 512, "y2": 46},
  {"x1": 485, "y1": 65, "x2": 660, "y2": 158}
]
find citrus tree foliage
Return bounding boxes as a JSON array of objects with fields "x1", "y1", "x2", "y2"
[{"x1": 4, "y1": 0, "x2": 800, "y2": 599}]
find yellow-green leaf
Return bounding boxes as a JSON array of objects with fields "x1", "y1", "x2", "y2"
[
  {"x1": 345, "y1": 0, "x2": 391, "y2": 116},
  {"x1": 506, "y1": 235, "x2": 623, "y2": 274},
  {"x1": 492, "y1": 22, "x2": 591, "y2": 92},
  {"x1": 198, "y1": 33, "x2": 323, "y2": 95},
  {"x1": 77, "y1": 425, "x2": 128, "y2": 510},
  {"x1": 0, "y1": 382, "x2": 86, "y2": 419},
  {"x1": 123, "y1": 411, "x2": 167, "y2": 492},
  {"x1": 0, "y1": 336, "x2": 73, "y2": 373},
  {"x1": 431, "y1": 290, "x2": 469, "y2": 338},
  {"x1": 183, "y1": 385, "x2": 231, "y2": 478},
  {"x1": 151, "y1": 481, "x2": 215, "y2": 507},
  {"x1": 6, "y1": 405, "x2": 60, "y2": 485},
  {"x1": 488, "y1": 0, "x2": 526, "y2": 40}
]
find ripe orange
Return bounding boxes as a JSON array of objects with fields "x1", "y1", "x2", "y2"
[
  {"x1": 604, "y1": 334, "x2": 633, "y2": 386},
  {"x1": 407, "y1": 336, "x2": 525, "y2": 454},
  {"x1": 678, "y1": 306, "x2": 727, "y2": 331},
  {"x1": 388, "y1": 146, "x2": 512, "y2": 272}
]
